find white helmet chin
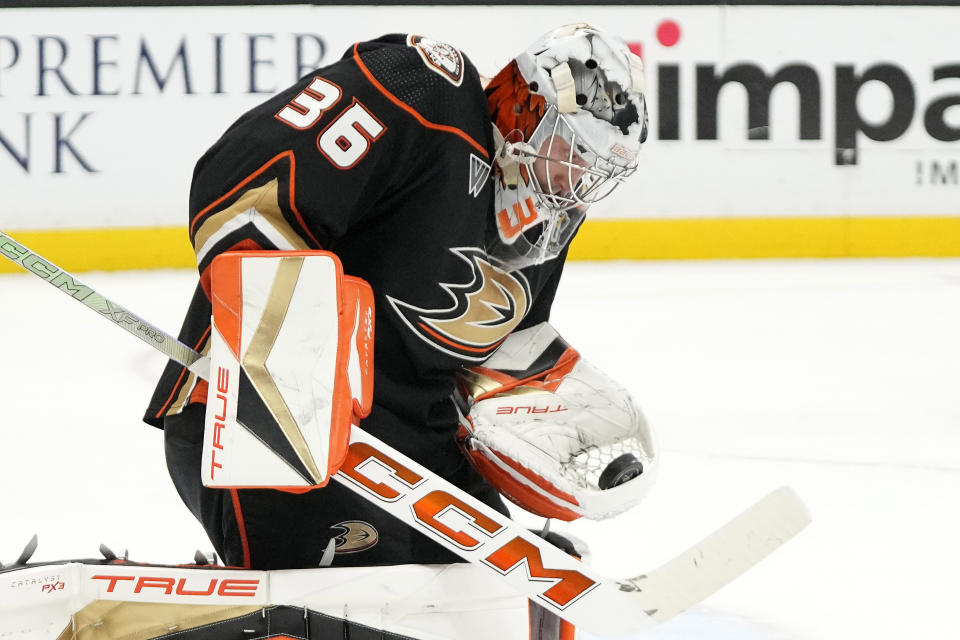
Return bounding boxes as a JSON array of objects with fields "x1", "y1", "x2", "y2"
[{"x1": 486, "y1": 23, "x2": 648, "y2": 272}]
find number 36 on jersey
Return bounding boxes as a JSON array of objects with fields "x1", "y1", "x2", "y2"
[{"x1": 274, "y1": 76, "x2": 387, "y2": 170}]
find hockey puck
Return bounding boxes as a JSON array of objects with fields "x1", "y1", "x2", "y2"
[{"x1": 598, "y1": 453, "x2": 643, "y2": 490}]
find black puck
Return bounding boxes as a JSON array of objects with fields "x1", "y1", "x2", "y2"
[{"x1": 598, "y1": 453, "x2": 643, "y2": 490}]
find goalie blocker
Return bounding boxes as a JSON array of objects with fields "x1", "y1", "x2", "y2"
[
  {"x1": 455, "y1": 323, "x2": 657, "y2": 521},
  {"x1": 203, "y1": 250, "x2": 374, "y2": 490}
]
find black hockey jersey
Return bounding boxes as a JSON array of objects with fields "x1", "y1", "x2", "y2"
[{"x1": 144, "y1": 34, "x2": 568, "y2": 489}]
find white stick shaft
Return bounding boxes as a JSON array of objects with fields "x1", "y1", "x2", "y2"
[{"x1": 620, "y1": 486, "x2": 811, "y2": 623}]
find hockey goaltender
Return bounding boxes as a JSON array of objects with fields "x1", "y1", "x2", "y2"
[
  {"x1": 0, "y1": 21, "x2": 808, "y2": 640},
  {"x1": 147, "y1": 21, "x2": 652, "y2": 639}
]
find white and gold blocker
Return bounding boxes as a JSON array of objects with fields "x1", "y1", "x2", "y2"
[{"x1": 202, "y1": 250, "x2": 374, "y2": 490}]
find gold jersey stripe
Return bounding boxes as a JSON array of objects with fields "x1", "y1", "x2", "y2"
[{"x1": 192, "y1": 179, "x2": 310, "y2": 261}]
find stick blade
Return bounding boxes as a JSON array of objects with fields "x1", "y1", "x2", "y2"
[{"x1": 626, "y1": 486, "x2": 811, "y2": 623}]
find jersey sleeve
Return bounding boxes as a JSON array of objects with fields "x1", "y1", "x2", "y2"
[{"x1": 516, "y1": 245, "x2": 570, "y2": 331}]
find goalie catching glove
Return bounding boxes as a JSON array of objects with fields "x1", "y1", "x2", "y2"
[
  {"x1": 454, "y1": 323, "x2": 657, "y2": 521},
  {"x1": 202, "y1": 250, "x2": 374, "y2": 490}
]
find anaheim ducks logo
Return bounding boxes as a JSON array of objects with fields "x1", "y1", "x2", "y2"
[
  {"x1": 407, "y1": 34, "x2": 464, "y2": 87},
  {"x1": 388, "y1": 248, "x2": 531, "y2": 362},
  {"x1": 330, "y1": 520, "x2": 379, "y2": 554}
]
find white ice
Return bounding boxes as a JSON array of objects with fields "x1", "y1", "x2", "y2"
[{"x1": 1, "y1": 258, "x2": 958, "y2": 639}]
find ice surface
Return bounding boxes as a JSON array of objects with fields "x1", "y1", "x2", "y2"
[{"x1": 1, "y1": 259, "x2": 957, "y2": 639}]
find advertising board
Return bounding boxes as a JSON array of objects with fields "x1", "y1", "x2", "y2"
[{"x1": 1, "y1": 5, "x2": 958, "y2": 264}]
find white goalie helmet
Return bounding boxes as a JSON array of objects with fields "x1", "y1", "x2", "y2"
[{"x1": 486, "y1": 23, "x2": 649, "y2": 271}]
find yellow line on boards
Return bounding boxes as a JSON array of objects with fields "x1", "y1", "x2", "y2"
[
  {"x1": 1, "y1": 217, "x2": 959, "y2": 274},
  {"x1": 0, "y1": 227, "x2": 196, "y2": 274},
  {"x1": 568, "y1": 216, "x2": 960, "y2": 260}
]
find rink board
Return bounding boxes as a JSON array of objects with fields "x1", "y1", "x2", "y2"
[{"x1": 1, "y1": 4, "x2": 959, "y2": 264}]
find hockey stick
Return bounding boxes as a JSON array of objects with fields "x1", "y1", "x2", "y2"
[
  {"x1": 0, "y1": 230, "x2": 210, "y2": 380},
  {"x1": 0, "y1": 230, "x2": 810, "y2": 637}
]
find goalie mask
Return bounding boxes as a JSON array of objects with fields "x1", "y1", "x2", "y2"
[{"x1": 485, "y1": 23, "x2": 649, "y2": 271}]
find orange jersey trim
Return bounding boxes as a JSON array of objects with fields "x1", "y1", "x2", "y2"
[
  {"x1": 230, "y1": 489, "x2": 252, "y2": 569},
  {"x1": 352, "y1": 43, "x2": 490, "y2": 159},
  {"x1": 418, "y1": 321, "x2": 507, "y2": 355},
  {"x1": 188, "y1": 380, "x2": 209, "y2": 406},
  {"x1": 188, "y1": 150, "x2": 321, "y2": 249}
]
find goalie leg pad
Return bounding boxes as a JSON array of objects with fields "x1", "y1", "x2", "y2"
[{"x1": 202, "y1": 250, "x2": 374, "y2": 490}]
